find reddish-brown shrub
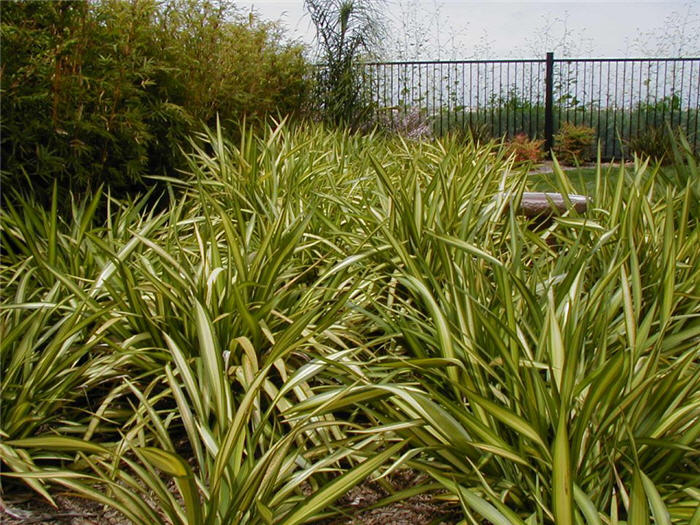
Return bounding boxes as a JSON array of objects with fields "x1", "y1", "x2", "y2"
[{"x1": 507, "y1": 133, "x2": 545, "y2": 162}]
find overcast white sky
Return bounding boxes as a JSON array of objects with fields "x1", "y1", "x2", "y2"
[{"x1": 235, "y1": 1, "x2": 700, "y2": 59}]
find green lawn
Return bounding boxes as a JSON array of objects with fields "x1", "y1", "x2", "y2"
[
  {"x1": 529, "y1": 162, "x2": 687, "y2": 195},
  {"x1": 529, "y1": 166, "x2": 601, "y2": 194}
]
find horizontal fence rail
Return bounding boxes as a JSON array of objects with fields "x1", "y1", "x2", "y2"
[{"x1": 354, "y1": 54, "x2": 700, "y2": 159}]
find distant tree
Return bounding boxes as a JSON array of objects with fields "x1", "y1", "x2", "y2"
[
  {"x1": 628, "y1": 2, "x2": 700, "y2": 56},
  {"x1": 389, "y1": 0, "x2": 446, "y2": 61},
  {"x1": 304, "y1": 0, "x2": 385, "y2": 127},
  {"x1": 385, "y1": 0, "x2": 489, "y2": 61},
  {"x1": 522, "y1": 11, "x2": 594, "y2": 58}
]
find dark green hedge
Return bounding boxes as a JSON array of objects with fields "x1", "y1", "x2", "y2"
[{"x1": 1, "y1": 0, "x2": 311, "y2": 198}]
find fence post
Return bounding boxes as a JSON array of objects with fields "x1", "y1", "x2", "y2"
[{"x1": 544, "y1": 52, "x2": 554, "y2": 154}]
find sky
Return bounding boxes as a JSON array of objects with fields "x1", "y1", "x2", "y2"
[{"x1": 234, "y1": 1, "x2": 700, "y2": 60}]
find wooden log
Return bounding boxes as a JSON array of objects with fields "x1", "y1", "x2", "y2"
[{"x1": 517, "y1": 192, "x2": 589, "y2": 218}]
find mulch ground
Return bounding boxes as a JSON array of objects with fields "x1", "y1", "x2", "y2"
[
  {"x1": 1, "y1": 470, "x2": 461, "y2": 525},
  {"x1": 318, "y1": 470, "x2": 461, "y2": 525},
  {"x1": 1, "y1": 493, "x2": 126, "y2": 525}
]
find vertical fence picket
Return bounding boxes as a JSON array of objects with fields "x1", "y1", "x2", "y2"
[{"x1": 545, "y1": 52, "x2": 555, "y2": 152}]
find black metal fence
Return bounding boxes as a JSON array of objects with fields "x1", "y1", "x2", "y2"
[{"x1": 361, "y1": 54, "x2": 700, "y2": 159}]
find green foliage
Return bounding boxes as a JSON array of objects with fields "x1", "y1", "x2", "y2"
[
  {"x1": 306, "y1": 0, "x2": 384, "y2": 128},
  {"x1": 626, "y1": 126, "x2": 672, "y2": 164},
  {"x1": 0, "y1": 0, "x2": 310, "y2": 199},
  {"x1": 430, "y1": 101, "x2": 699, "y2": 161},
  {"x1": 1, "y1": 122, "x2": 698, "y2": 523},
  {"x1": 344, "y1": 136, "x2": 699, "y2": 523},
  {"x1": 625, "y1": 124, "x2": 684, "y2": 164},
  {"x1": 154, "y1": 0, "x2": 310, "y2": 124},
  {"x1": 554, "y1": 122, "x2": 596, "y2": 164}
]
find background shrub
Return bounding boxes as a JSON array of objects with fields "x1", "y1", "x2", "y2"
[
  {"x1": 0, "y1": 0, "x2": 311, "y2": 199},
  {"x1": 553, "y1": 122, "x2": 596, "y2": 164},
  {"x1": 507, "y1": 132, "x2": 544, "y2": 162},
  {"x1": 624, "y1": 124, "x2": 693, "y2": 164},
  {"x1": 155, "y1": 0, "x2": 310, "y2": 124},
  {"x1": 376, "y1": 106, "x2": 433, "y2": 140}
]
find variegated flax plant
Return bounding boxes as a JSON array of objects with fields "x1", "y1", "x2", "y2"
[{"x1": 1, "y1": 120, "x2": 698, "y2": 524}]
